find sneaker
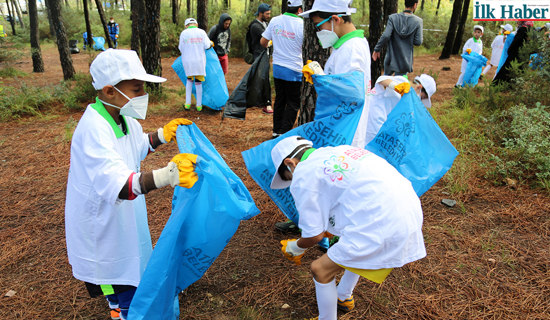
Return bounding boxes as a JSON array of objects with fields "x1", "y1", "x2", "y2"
[
  {"x1": 110, "y1": 308, "x2": 121, "y2": 320},
  {"x1": 275, "y1": 220, "x2": 300, "y2": 234},
  {"x1": 262, "y1": 106, "x2": 273, "y2": 114},
  {"x1": 337, "y1": 295, "x2": 355, "y2": 312},
  {"x1": 196, "y1": 105, "x2": 203, "y2": 112},
  {"x1": 184, "y1": 104, "x2": 191, "y2": 110}
]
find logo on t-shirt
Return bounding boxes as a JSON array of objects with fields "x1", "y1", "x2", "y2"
[
  {"x1": 323, "y1": 155, "x2": 354, "y2": 181},
  {"x1": 273, "y1": 24, "x2": 296, "y2": 41}
]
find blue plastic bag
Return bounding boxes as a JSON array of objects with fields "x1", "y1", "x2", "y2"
[
  {"x1": 129, "y1": 124, "x2": 260, "y2": 320},
  {"x1": 365, "y1": 91, "x2": 459, "y2": 197},
  {"x1": 529, "y1": 53, "x2": 543, "y2": 70},
  {"x1": 496, "y1": 33, "x2": 515, "y2": 75},
  {"x1": 461, "y1": 51, "x2": 488, "y2": 87},
  {"x1": 172, "y1": 48, "x2": 229, "y2": 110},
  {"x1": 92, "y1": 37, "x2": 106, "y2": 51},
  {"x1": 242, "y1": 72, "x2": 365, "y2": 223}
]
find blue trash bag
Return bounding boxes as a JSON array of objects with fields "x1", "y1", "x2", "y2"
[
  {"x1": 495, "y1": 33, "x2": 515, "y2": 75},
  {"x1": 242, "y1": 71, "x2": 365, "y2": 224},
  {"x1": 172, "y1": 48, "x2": 229, "y2": 110},
  {"x1": 529, "y1": 53, "x2": 543, "y2": 70},
  {"x1": 92, "y1": 37, "x2": 106, "y2": 51},
  {"x1": 128, "y1": 124, "x2": 260, "y2": 320},
  {"x1": 461, "y1": 51, "x2": 488, "y2": 87},
  {"x1": 365, "y1": 91, "x2": 459, "y2": 197}
]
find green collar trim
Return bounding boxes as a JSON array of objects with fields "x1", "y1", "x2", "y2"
[
  {"x1": 187, "y1": 26, "x2": 198, "y2": 29},
  {"x1": 473, "y1": 37, "x2": 481, "y2": 43},
  {"x1": 90, "y1": 97, "x2": 128, "y2": 138},
  {"x1": 301, "y1": 148, "x2": 316, "y2": 161},
  {"x1": 333, "y1": 29, "x2": 364, "y2": 49},
  {"x1": 283, "y1": 12, "x2": 302, "y2": 19}
]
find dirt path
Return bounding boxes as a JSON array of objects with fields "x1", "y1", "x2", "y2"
[{"x1": 1, "y1": 47, "x2": 548, "y2": 319}]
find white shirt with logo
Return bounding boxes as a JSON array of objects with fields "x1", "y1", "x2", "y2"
[
  {"x1": 178, "y1": 27, "x2": 211, "y2": 76},
  {"x1": 290, "y1": 146, "x2": 426, "y2": 269},
  {"x1": 261, "y1": 14, "x2": 304, "y2": 73},
  {"x1": 490, "y1": 35, "x2": 505, "y2": 66}
]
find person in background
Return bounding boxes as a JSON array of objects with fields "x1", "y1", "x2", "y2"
[
  {"x1": 455, "y1": 25, "x2": 484, "y2": 88},
  {"x1": 493, "y1": 21, "x2": 534, "y2": 86},
  {"x1": 107, "y1": 17, "x2": 119, "y2": 49},
  {"x1": 482, "y1": 24, "x2": 513, "y2": 79},
  {"x1": 372, "y1": 0, "x2": 423, "y2": 77},
  {"x1": 83, "y1": 31, "x2": 93, "y2": 50},
  {"x1": 208, "y1": 13, "x2": 232, "y2": 74},
  {"x1": 249, "y1": 3, "x2": 274, "y2": 114}
]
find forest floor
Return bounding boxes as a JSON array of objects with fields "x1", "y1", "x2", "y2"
[{"x1": 0, "y1": 45, "x2": 549, "y2": 319}]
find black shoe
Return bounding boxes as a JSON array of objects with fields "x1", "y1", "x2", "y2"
[{"x1": 274, "y1": 220, "x2": 300, "y2": 234}]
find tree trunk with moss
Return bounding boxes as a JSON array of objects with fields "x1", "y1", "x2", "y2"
[
  {"x1": 49, "y1": 0, "x2": 75, "y2": 80},
  {"x1": 29, "y1": 0, "x2": 45, "y2": 72}
]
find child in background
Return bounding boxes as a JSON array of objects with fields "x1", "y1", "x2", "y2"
[
  {"x1": 455, "y1": 25, "x2": 484, "y2": 88},
  {"x1": 179, "y1": 18, "x2": 212, "y2": 112},
  {"x1": 482, "y1": 24, "x2": 513, "y2": 79}
]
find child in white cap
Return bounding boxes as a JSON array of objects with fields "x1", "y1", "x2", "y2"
[
  {"x1": 179, "y1": 18, "x2": 213, "y2": 111},
  {"x1": 482, "y1": 24, "x2": 513, "y2": 78},
  {"x1": 273, "y1": 136, "x2": 426, "y2": 320},
  {"x1": 65, "y1": 48, "x2": 198, "y2": 320},
  {"x1": 455, "y1": 25, "x2": 484, "y2": 87}
]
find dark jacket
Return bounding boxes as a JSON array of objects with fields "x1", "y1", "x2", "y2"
[
  {"x1": 250, "y1": 19, "x2": 268, "y2": 61},
  {"x1": 373, "y1": 12, "x2": 423, "y2": 75},
  {"x1": 208, "y1": 13, "x2": 232, "y2": 56},
  {"x1": 493, "y1": 26, "x2": 531, "y2": 85}
]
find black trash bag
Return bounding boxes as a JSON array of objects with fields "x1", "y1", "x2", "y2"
[
  {"x1": 223, "y1": 50, "x2": 271, "y2": 120},
  {"x1": 69, "y1": 40, "x2": 80, "y2": 54}
]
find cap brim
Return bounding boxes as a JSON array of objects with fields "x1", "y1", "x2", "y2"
[
  {"x1": 299, "y1": 8, "x2": 317, "y2": 18},
  {"x1": 134, "y1": 74, "x2": 167, "y2": 83},
  {"x1": 270, "y1": 173, "x2": 292, "y2": 190}
]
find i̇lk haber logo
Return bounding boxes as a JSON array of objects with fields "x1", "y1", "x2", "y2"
[{"x1": 473, "y1": 0, "x2": 550, "y2": 21}]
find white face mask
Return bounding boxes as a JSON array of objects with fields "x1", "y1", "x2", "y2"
[
  {"x1": 101, "y1": 86, "x2": 149, "y2": 120},
  {"x1": 316, "y1": 20, "x2": 339, "y2": 49}
]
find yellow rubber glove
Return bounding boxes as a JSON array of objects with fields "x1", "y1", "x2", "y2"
[
  {"x1": 503, "y1": 31, "x2": 511, "y2": 35},
  {"x1": 170, "y1": 153, "x2": 198, "y2": 188},
  {"x1": 302, "y1": 60, "x2": 315, "y2": 85},
  {"x1": 394, "y1": 82, "x2": 410, "y2": 96},
  {"x1": 280, "y1": 239, "x2": 307, "y2": 266},
  {"x1": 115, "y1": 34, "x2": 119, "y2": 39},
  {"x1": 268, "y1": 40, "x2": 273, "y2": 47},
  {"x1": 466, "y1": 48, "x2": 472, "y2": 54},
  {"x1": 163, "y1": 118, "x2": 193, "y2": 143},
  {"x1": 210, "y1": 40, "x2": 215, "y2": 47}
]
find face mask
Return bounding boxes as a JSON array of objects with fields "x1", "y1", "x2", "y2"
[
  {"x1": 316, "y1": 20, "x2": 339, "y2": 49},
  {"x1": 101, "y1": 86, "x2": 149, "y2": 120}
]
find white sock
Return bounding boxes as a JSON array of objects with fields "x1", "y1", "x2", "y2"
[
  {"x1": 482, "y1": 64, "x2": 492, "y2": 75},
  {"x1": 195, "y1": 82, "x2": 203, "y2": 106},
  {"x1": 456, "y1": 73, "x2": 465, "y2": 86},
  {"x1": 314, "y1": 278, "x2": 337, "y2": 320},
  {"x1": 337, "y1": 270, "x2": 360, "y2": 301},
  {"x1": 185, "y1": 79, "x2": 193, "y2": 105}
]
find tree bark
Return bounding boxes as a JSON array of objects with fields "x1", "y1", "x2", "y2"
[
  {"x1": 420, "y1": 0, "x2": 425, "y2": 11},
  {"x1": 14, "y1": 0, "x2": 25, "y2": 28},
  {"x1": 45, "y1": 0, "x2": 57, "y2": 40},
  {"x1": 186, "y1": 0, "x2": 190, "y2": 15},
  {"x1": 281, "y1": 0, "x2": 287, "y2": 14},
  {"x1": 383, "y1": 0, "x2": 398, "y2": 26},
  {"x1": 83, "y1": 0, "x2": 93, "y2": 49},
  {"x1": 298, "y1": 0, "x2": 331, "y2": 125},
  {"x1": 94, "y1": 0, "x2": 114, "y2": 48},
  {"x1": 171, "y1": 0, "x2": 178, "y2": 24},
  {"x1": 29, "y1": 0, "x2": 45, "y2": 72},
  {"x1": 141, "y1": 0, "x2": 162, "y2": 89},
  {"x1": 369, "y1": 0, "x2": 384, "y2": 84},
  {"x1": 451, "y1": 0, "x2": 470, "y2": 55},
  {"x1": 439, "y1": 0, "x2": 463, "y2": 59},
  {"x1": 196, "y1": 0, "x2": 207, "y2": 31},
  {"x1": 5, "y1": 0, "x2": 16, "y2": 35},
  {"x1": 49, "y1": 0, "x2": 75, "y2": 80},
  {"x1": 131, "y1": 0, "x2": 143, "y2": 55}
]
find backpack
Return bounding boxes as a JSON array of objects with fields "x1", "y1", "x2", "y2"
[{"x1": 244, "y1": 20, "x2": 262, "y2": 64}]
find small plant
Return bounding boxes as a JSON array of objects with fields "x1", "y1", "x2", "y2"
[
  {"x1": 64, "y1": 117, "x2": 77, "y2": 141},
  {"x1": 0, "y1": 66, "x2": 27, "y2": 78}
]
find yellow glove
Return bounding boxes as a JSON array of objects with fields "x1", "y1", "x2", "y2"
[
  {"x1": 466, "y1": 48, "x2": 472, "y2": 54},
  {"x1": 170, "y1": 153, "x2": 198, "y2": 188},
  {"x1": 280, "y1": 239, "x2": 307, "y2": 266},
  {"x1": 115, "y1": 34, "x2": 119, "y2": 39},
  {"x1": 503, "y1": 31, "x2": 511, "y2": 35},
  {"x1": 163, "y1": 118, "x2": 193, "y2": 143},
  {"x1": 268, "y1": 40, "x2": 273, "y2": 47},
  {"x1": 210, "y1": 40, "x2": 215, "y2": 47},
  {"x1": 302, "y1": 60, "x2": 315, "y2": 84},
  {"x1": 394, "y1": 82, "x2": 410, "y2": 96}
]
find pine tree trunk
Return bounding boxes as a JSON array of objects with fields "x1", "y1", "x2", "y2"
[
  {"x1": 141, "y1": 0, "x2": 162, "y2": 89},
  {"x1": 186, "y1": 0, "x2": 190, "y2": 15},
  {"x1": 14, "y1": 0, "x2": 25, "y2": 28},
  {"x1": 5, "y1": 0, "x2": 16, "y2": 35},
  {"x1": 29, "y1": 0, "x2": 45, "y2": 72},
  {"x1": 281, "y1": 0, "x2": 287, "y2": 14},
  {"x1": 420, "y1": 0, "x2": 425, "y2": 11},
  {"x1": 439, "y1": 0, "x2": 463, "y2": 59},
  {"x1": 131, "y1": 0, "x2": 143, "y2": 55},
  {"x1": 196, "y1": 0, "x2": 207, "y2": 31},
  {"x1": 45, "y1": 0, "x2": 57, "y2": 40},
  {"x1": 49, "y1": 0, "x2": 75, "y2": 80},
  {"x1": 298, "y1": 0, "x2": 331, "y2": 125},
  {"x1": 362, "y1": 0, "x2": 366, "y2": 18},
  {"x1": 83, "y1": 0, "x2": 93, "y2": 49},
  {"x1": 435, "y1": 0, "x2": 441, "y2": 15},
  {"x1": 94, "y1": 0, "x2": 114, "y2": 48},
  {"x1": 369, "y1": 0, "x2": 384, "y2": 84},
  {"x1": 171, "y1": 0, "x2": 178, "y2": 24},
  {"x1": 451, "y1": 0, "x2": 470, "y2": 55}
]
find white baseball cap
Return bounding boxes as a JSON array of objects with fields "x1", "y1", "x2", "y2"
[
  {"x1": 287, "y1": 0, "x2": 302, "y2": 7},
  {"x1": 501, "y1": 24, "x2": 513, "y2": 32},
  {"x1": 299, "y1": 0, "x2": 356, "y2": 18},
  {"x1": 185, "y1": 18, "x2": 197, "y2": 26},
  {"x1": 474, "y1": 25, "x2": 484, "y2": 33},
  {"x1": 90, "y1": 49, "x2": 166, "y2": 90},
  {"x1": 270, "y1": 136, "x2": 313, "y2": 189},
  {"x1": 545, "y1": 23, "x2": 550, "y2": 29},
  {"x1": 414, "y1": 74, "x2": 436, "y2": 109}
]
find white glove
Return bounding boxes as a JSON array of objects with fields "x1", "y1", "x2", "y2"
[
  {"x1": 152, "y1": 162, "x2": 180, "y2": 188},
  {"x1": 285, "y1": 239, "x2": 307, "y2": 256}
]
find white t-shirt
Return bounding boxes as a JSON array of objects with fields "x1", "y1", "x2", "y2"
[
  {"x1": 65, "y1": 100, "x2": 153, "y2": 287},
  {"x1": 324, "y1": 34, "x2": 372, "y2": 149},
  {"x1": 178, "y1": 27, "x2": 211, "y2": 76},
  {"x1": 365, "y1": 75, "x2": 409, "y2": 145},
  {"x1": 490, "y1": 35, "x2": 505, "y2": 66},
  {"x1": 290, "y1": 146, "x2": 426, "y2": 269},
  {"x1": 461, "y1": 37, "x2": 483, "y2": 72},
  {"x1": 262, "y1": 13, "x2": 304, "y2": 73}
]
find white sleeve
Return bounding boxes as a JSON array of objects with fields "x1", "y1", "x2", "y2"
[
  {"x1": 178, "y1": 31, "x2": 185, "y2": 56},
  {"x1": 292, "y1": 188, "x2": 333, "y2": 238},
  {"x1": 462, "y1": 39, "x2": 470, "y2": 53},
  {"x1": 203, "y1": 31, "x2": 210, "y2": 49},
  {"x1": 261, "y1": 23, "x2": 272, "y2": 40}
]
